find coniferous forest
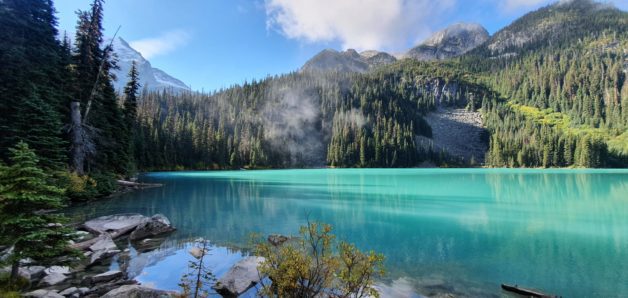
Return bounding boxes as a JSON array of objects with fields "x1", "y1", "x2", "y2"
[
  {"x1": 0, "y1": 0, "x2": 627, "y2": 297},
  {"x1": 0, "y1": 0, "x2": 627, "y2": 201}
]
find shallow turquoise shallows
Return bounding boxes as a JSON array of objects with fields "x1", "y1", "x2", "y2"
[{"x1": 68, "y1": 169, "x2": 628, "y2": 297}]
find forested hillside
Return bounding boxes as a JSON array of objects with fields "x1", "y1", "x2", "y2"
[
  {"x1": 463, "y1": 0, "x2": 628, "y2": 167},
  {"x1": 1, "y1": 0, "x2": 626, "y2": 191},
  {"x1": 133, "y1": 63, "x2": 490, "y2": 170}
]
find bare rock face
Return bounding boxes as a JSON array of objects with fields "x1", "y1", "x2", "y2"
[
  {"x1": 212, "y1": 256, "x2": 265, "y2": 297},
  {"x1": 129, "y1": 214, "x2": 176, "y2": 241},
  {"x1": 406, "y1": 23, "x2": 489, "y2": 61}
]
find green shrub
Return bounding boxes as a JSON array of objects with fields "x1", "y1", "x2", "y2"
[{"x1": 254, "y1": 222, "x2": 385, "y2": 298}]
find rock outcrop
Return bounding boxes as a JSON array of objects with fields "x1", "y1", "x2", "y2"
[
  {"x1": 212, "y1": 256, "x2": 265, "y2": 297},
  {"x1": 83, "y1": 214, "x2": 148, "y2": 236},
  {"x1": 405, "y1": 23, "x2": 489, "y2": 61}
]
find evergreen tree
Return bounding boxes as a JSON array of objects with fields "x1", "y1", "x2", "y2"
[
  {"x1": 0, "y1": 0, "x2": 67, "y2": 169},
  {"x1": 0, "y1": 142, "x2": 74, "y2": 282},
  {"x1": 122, "y1": 61, "x2": 141, "y2": 174}
]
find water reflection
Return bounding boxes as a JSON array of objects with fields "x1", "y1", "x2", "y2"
[{"x1": 67, "y1": 169, "x2": 628, "y2": 297}]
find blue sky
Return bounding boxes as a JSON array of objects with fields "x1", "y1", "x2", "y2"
[{"x1": 54, "y1": 0, "x2": 628, "y2": 92}]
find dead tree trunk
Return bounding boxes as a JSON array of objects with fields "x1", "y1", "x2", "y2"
[{"x1": 70, "y1": 101, "x2": 85, "y2": 175}]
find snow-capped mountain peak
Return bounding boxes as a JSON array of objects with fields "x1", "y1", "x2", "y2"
[{"x1": 109, "y1": 37, "x2": 190, "y2": 92}]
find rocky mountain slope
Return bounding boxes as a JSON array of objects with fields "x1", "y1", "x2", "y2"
[
  {"x1": 301, "y1": 49, "x2": 396, "y2": 73},
  {"x1": 476, "y1": 0, "x2": 626, "y2": 57},
  {"x1": 110, "y1": 37, "x2": 190, "y2": 92},
  {"x1": 405, "y1": 23, "x2": 489, "y2": 61}
]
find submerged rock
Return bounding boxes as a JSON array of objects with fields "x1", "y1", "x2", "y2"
[
  {"x1": 86, "y1": 270, "x2": 124, "y2": 285},
  {"x1": 100, "y1": 284, "x2": 175, "y2": 298},
  {"x1": 267, "y1": 234, "x2": 289, "y2": 246},
  {"x1": 213, "y1": 256, "x2": 265, "y2": 297},
  {"x1": 129, "y1": 214, "x2": 176, "y2": 241}
]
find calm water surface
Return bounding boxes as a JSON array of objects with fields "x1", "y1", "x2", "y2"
[{"x1": 68, "y1": 169, "x2": 628, "y2": 297}]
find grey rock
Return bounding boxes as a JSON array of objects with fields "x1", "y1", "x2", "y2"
[
  {"x1": 39, "y1": 272, "x2": 68, "y2": 286},
  {"x1": 100, "y1": 284, "x2": 175, "y2": 298},
  {"x1": 89, "y1": 234, "x2": 118, "y2": 252},
  {"x1": 406, "y1": 23, "x2": 489, "y2": 61},
  {"x1": 129, "y1": 214, "x2": 175, "y2": 241},
  {"x1": 83, "y1": 214, "x2": 148, "y2": 236},
  {"x1": 90, "y1": 270, "x2": 123, "y2": 284},
  {"x1": 212, "y1": 256, "x2": 265, "y2": 297},
  {"x1": 59, "y1": 287, "x2": 79, "y2": 296},
  {"x1": 44, "y1": 266, "x2": 70, "y2": 275},
  {"x1": 85, "y1": 280, "x2": 139, "y2": 297},
  {"x1": 23, "y1": 289, "x2": 64, "y2": 298},
  {"x1": 89, "y1": 248, "x2": 121, "y2": 266}
]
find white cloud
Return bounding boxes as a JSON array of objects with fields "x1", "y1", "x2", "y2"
[
  {"x1": 264, "y1": 0, "x2": 455, "y2": 51},
  {"x1": 130, "y1": 29, "x2": 191, "y2": 59}
]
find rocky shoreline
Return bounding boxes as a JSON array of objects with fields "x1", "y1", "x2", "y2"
[{"x1": 3, "y1": 213, "x2": 178, "y2": 298}]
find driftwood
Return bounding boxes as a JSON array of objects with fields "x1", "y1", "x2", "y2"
[{"x1": 116, "y1": 180, "x2": 162, "y2": 189}]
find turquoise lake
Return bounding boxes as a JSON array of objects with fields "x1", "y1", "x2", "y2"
[{"x1": 68, "y1": 169, "x2": 628, "y2": 297}]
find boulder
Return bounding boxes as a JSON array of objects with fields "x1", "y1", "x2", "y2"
[
  {"x1": 39, "y1": 272, "x2": 68, "y2": 286},
  {"x1": 212, "y1": 256, "x2": 265, "y2": 297},
  {"x1": 267, "y1": 234, "x2": 289, "y2": 246},
  {"x1": 89, "y1": 234, "x2": 118, "y2": 252},
  {"x1": 100, "y1": 284, "x2": 175, "y2": 298},
  {"x1": 129, "y1": 214, "x2": 175, "y2": 241},
  {"x1": 83, "y1": 214, "x2": 148, "y2": 237},
  {"x1": 23, "y1": 289, "x2": 64, "y2": 298},
  {"x1": 90, "y1": 270, "x2": 124, "y2": 284}
]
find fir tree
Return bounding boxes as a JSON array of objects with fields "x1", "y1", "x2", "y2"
[{"x1": 0, "y1": 142, "x2": 75, "y2": 282}]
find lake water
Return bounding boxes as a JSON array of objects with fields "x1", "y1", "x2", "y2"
[{"x1": 67, "y1": 169, "x2": 628, "y2": 297}]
